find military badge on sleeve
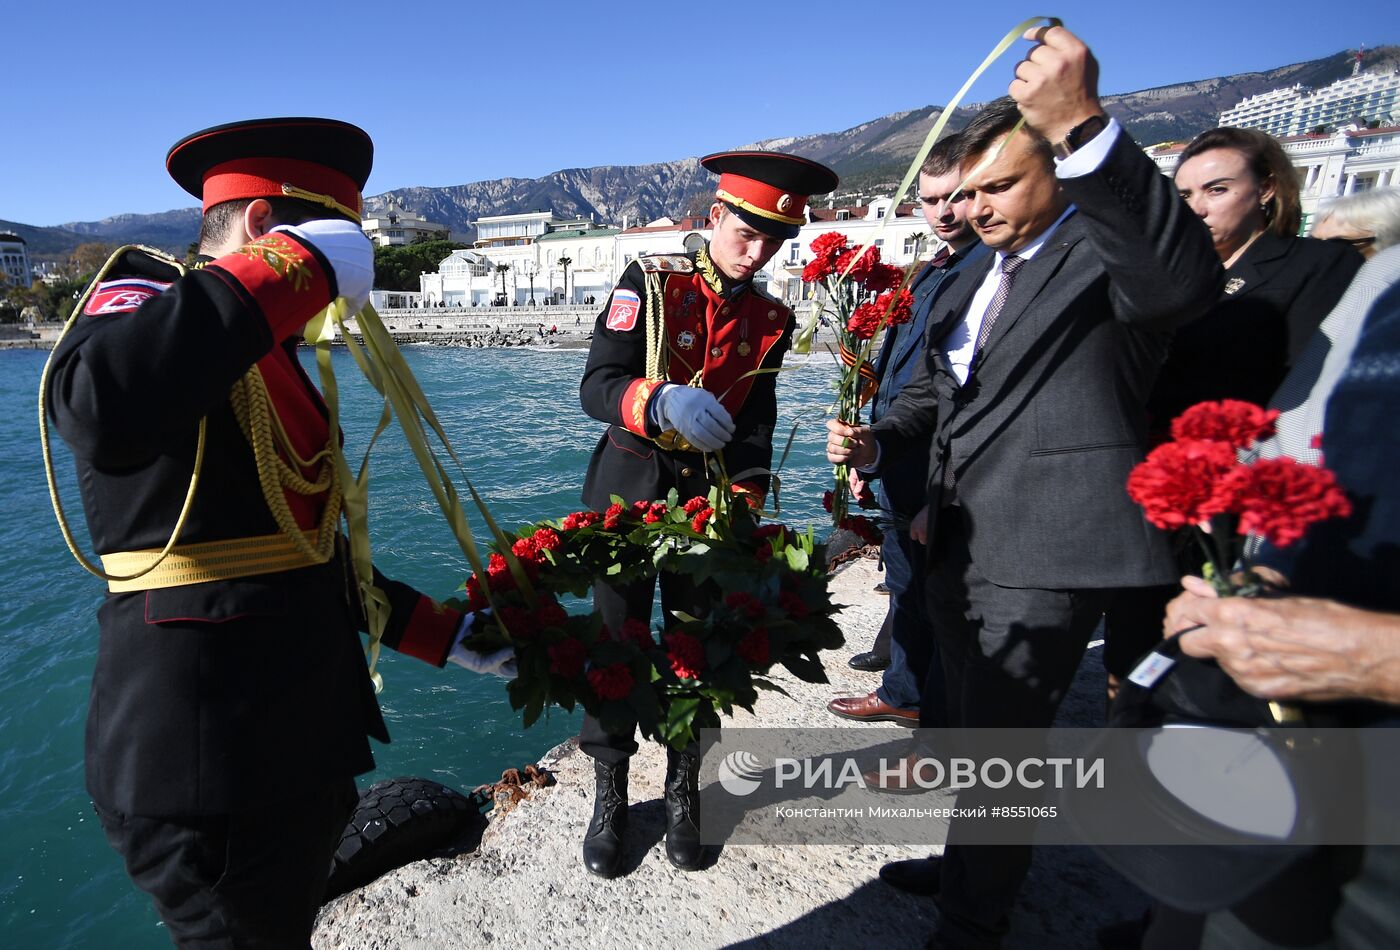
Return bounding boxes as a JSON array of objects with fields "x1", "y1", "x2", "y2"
[
  {"x1": 606, "y1": 289, "x2": 641, "y2": 331},
  {"x1": 83, "y1": 278, "x2": 171, "y2": 316}
]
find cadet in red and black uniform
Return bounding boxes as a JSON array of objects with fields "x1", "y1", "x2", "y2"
[
  {"x1": 577, "y1": 151, "x2": 837, "y2": 878},
  {"x1": 43, "y1": 118, "x2": 510, "y2": 947}
]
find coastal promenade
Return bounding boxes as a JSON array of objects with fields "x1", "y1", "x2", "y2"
[{"x1": 312, "y1": 556, "x2": 1142, "y2": 950}]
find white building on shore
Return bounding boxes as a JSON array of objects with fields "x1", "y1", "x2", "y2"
[
  {"x1": 1220, "y1": 67, "x2": 1400, "y2": 139},
  {"x1": 411, "y1": 194, "x2": 931, "y2": 312},
  {"x1": 361, "y1": 197, "x2": 450, "y2": 246},
  {"x1": 1, "y1": 232, "x2": 32, "y2": 288}
]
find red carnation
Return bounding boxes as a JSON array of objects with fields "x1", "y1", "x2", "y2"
[
  {"x1": 547, "y1": 638, "x2": 587, "y2": 678},
  {"x1": 665, "y1": 631, "x2": 705, "y2": 680},
  {"x1": 603, "y1": 502, "x2": 625, "y2": 529},
  {"x1": 754, "y1": 524, "x2": 784, "y2": 541},
  {"x1": 1126, "y1": 439, "x2": 1240, "y2": 530},
  {"x1": 644, "y1": 502, "x2": 668, "y2": 524},
  {"x1": 691, "y1": 506, "x2": 714, "y2": 533},
  {"x1": 1171, "y1": 400, "x2": 1280, "y2": 449},
  {"x1": 822, "y1": 490, "x2": 834, "y2": 513},
  {"x1": 737, "y1": 626, "x2": 771, "y2": 666},
  {"x1": 846, "y1": 300, "x2": 885, "y2": 340},
  {"x1": 464, "y1": 574, "x2": 488, "y2": 611},
  {"x1": 532, "y1": 527, "x2": 562, "y2": 552},
  {"x1": 802, "y1": 232, "x2": 848, "y2": 282},
  {"x1": 840, "y1": 515, "x2": 881, "y2": 545},
  {"x1": 535, "y1": 599, "x2": 568, "y2": 630},
  {"x1": 497, "y1": 605, "x2": 539, "y2": 641},
  {"x1": 683, "y1": 495, "x2": 709, "y2": 515},
  {"x1": 511, "y1": 536, "x2": 537, "y2": 561},
  {"x1": 632, "y1": 499, "x2": 651, "y2": 516},
  {"x1": 725, "y1": 591, "x2": 766, "y2": 620},
  {"x1": 561, "y1": 510, "x2": 600, "y2": 531},
  {"x1": 1221, "y1": 458, "x2": 1352, "y2": 547},
  {"x1": 780, "y1": 589, "x2": 810, "y2": 619},
  {"x1": 618, "y1": 618, "x2": 655, "y2": 650},
  {"x1": 588, "y1": 663, "x2": 635, "y2": 701},
  {"x1": 863, "y1": 263, "x2": 906, "y2": 293},
  {"x1": 485, "y1": 552, "x2": 517, "y2": 592},
  {"x1": 835, "y1": 243, "x2": 883, "y2": 285}
]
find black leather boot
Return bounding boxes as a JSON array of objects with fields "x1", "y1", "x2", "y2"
[
  {"x1": 582, "y1": 758, "x2": 628, "y2": 878},
  {"x1": 664, "y1": 745, "x2": 704, "y2": 870}
]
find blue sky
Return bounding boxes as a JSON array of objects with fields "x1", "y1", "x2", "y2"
[{"x1": 2, "y1": 0, "x2": 1391, "y2": 226}]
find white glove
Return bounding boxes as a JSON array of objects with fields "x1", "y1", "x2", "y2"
[
  {"x1": 271, "y1": 219, "x2": 373, "y2": 313},
  {"x1": 446, "y1": 611, "x2": 517, "y2": 678},
  {"x1": 653, "y1": 384, "x2": 735, "y2": 452}
]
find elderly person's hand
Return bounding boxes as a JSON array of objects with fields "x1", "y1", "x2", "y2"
[{"x1": 1165, "y1": 574, "x2": 1400, "y2": 705}]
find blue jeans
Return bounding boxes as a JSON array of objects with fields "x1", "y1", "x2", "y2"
[{"x1": 874, "y1": 524, "x2": 942, "y2": 724}]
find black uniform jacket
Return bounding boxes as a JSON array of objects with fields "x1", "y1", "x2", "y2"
[
  {"x1": 1147, "y1": 230, "x2": 1363, "y2": 434},
  {"x1": 46, "y1": 243, "x2": 460, "y2": 817},
  {"x1": 579, "y1": 247, "x2": 794, "y2": 511}
]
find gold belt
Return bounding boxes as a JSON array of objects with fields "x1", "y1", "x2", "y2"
[{"x1": 99, "y1": 530, "x2": 325, "y2": 593}]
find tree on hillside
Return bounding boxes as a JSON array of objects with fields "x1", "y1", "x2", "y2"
[
  {"x1": 372, "y1": 239, "x2": 468, "y2": 291},
  {"x1": 66, "y1": 242, "x2": 117, "y2": 280}
]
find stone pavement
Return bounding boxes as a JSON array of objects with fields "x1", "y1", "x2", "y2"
[{"x1": 313, "y1": 555, "x2": 1146, "y2": 949}]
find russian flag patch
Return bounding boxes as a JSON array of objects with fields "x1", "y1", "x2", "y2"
[
  {"x1": 605, "y1": 289, "x2": 641, "y2": 332},
  {"x1": 83, "y1": 278, "x2": 170, "y2": 316}
]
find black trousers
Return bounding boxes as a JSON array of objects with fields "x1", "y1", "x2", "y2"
[
  {"x1": 96, "y1": 777, "x2": 358, "y2": 949},
  {"x1": 925, "y1": 507, "x2": 1110, "y2": 949},
  {"x1": 579, "y1": 571, "x2": 706, "y2": 765}
]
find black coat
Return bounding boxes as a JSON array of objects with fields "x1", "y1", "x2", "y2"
[
  {"x1": 1147, "y1": 230, "x2": 1363, "y2": 432},
  {"x1": 871, "y1": 132, "x2": 1225, "y2": 589},
  {"x1": 46, "y1": 247, "x2": 459, "y2": 817}
]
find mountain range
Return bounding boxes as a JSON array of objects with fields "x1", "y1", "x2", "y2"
[{"x1": 6, "y1": 45, "x2": 1397, "y2": 261}]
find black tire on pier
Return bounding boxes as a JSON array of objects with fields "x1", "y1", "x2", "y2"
[{"x1": 324, "y1": 776, "x2": 487, "y2": 902}]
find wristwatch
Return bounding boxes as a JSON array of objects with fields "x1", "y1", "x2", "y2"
[{"x1": 1051, "y1": 115, "x2": 1108, "y2": 159}]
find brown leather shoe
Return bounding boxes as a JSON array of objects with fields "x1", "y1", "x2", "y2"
[{"x1": 826, "y1": 692, "x2": 918, "y2": 726}]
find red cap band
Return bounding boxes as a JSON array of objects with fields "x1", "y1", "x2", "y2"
[
  {"x1": 715, "y1": 173, "x2": 807, "y2": 225},
  {"x1": 202, "y1": 157, "x2": 362, "y2": 216}
]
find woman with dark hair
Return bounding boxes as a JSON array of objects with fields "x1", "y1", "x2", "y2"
[{"x1": 1103, "y1": 128, "x2": 1364, "y2": 700}]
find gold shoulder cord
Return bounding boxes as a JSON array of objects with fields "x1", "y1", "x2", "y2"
[
  {"x1": 38, "y1": 246, "x2": 206, "y2": 583},
  {"x1": 39, "y1": 245, "x2": 341, "y2": 583}
]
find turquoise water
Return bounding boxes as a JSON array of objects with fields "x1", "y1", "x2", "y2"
[{"x1": 0, "y1": 345, "x2": 838, "y2": 948}]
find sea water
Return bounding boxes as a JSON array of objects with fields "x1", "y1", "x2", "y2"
[{"x1": 0, "y1": 345, "x2": 841, "y2": 947}]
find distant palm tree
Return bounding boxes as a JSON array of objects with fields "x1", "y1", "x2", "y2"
[
  {"x1": 558, "y1": 256, "x2": 573, "y2": 304},
  {"x1": 495, "y1": 263, "x2": 510, "y2": 305}
]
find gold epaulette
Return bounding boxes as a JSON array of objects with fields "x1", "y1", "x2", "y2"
[
  {"x1": 638, "y1": 255, "x2": 694, "y2": 274},
  {"x1": 99, "y1": 530, "x2": 325, "y2": 592}
]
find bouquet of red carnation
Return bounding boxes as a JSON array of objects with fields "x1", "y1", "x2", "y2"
[
  {"x1": 453, "y1": 486, "x2": 843, "y2": 749},
  {"x1": 450, "y1": 507, "x2": 661, "y2": 733},
  {"x1": 646, "y1": 487, "x2": 844, "y2": 748},
  {"x1": 797, "y1": 231, "x2": 913, "y2": 526},
  {"x1": 1127, "y1": 400, "x2": 1352, "y2": 595}
]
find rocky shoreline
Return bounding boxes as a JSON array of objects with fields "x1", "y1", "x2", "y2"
[{"x1": 312, "y1": 556, "x2": 1144, "y2": 950}]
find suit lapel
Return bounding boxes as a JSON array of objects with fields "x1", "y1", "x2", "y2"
[
  {"x1": 1222, "y1": 230, "x2": 1288, "y2": 298},
  {"x1": 975, "y1": 218, "x2": 1085, "y2": 364},
  {"x1": 928, "y1": 253, "x2": 991, "y2": 349}
]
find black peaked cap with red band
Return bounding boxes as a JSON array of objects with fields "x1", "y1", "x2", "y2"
[
  {"x1": 166, "y1": 117, "x2": 373, "y2": 222},
  {"x1": 701, "y1": 150, "x2": 839, "y2": 239}
]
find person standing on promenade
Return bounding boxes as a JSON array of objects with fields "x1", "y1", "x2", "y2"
[
  {"x1": 827, "y1": 133, "x2": 989, "y2": 732},
  {"x1": 43, "y1": 117, "x2": 512, "y2": 947},
  {"x1": 577, "y1": 150, "x2": 837, "y2": 878},
  {"x1": 827, "y1": 25, "x2": 1223, "y2": 946}
]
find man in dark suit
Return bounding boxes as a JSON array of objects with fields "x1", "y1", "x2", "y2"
[
  {"x1": 828, "y1": 132, "x2": 989, "y2": 729},
  {"x1": 827, "y1": 26, "x2": 1223, "y2": 948}
]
